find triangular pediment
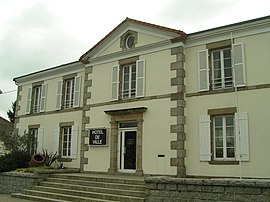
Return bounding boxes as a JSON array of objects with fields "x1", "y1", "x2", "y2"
[{"x1": 80, "y1": 18, "x2": 186, "y2": 63}]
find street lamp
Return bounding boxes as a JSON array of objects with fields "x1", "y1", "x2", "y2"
[{"x1": 0, "y1": 89, "x2": 16, "y2": 94}]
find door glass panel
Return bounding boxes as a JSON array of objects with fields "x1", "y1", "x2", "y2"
[{"x1": 124, "y1": 131, "x2": 136, "y2": 170}]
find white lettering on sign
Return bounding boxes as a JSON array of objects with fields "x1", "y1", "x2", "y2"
[
  {"x1": 89, "y1": 128, "x2": 107, "y2": 145},
  {"x1": 92, "y1": 139, "x2": 102, "y2": 144}
]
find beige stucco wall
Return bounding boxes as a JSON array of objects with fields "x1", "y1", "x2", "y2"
[
  {"x1": 84, "y1": 98, "x2": 177, "y2": 175},
  {"x1": 16, "y1": 68, "x2": 84, "y2": 169},
  {"x1": 16, "y1": 111, "x2": 82, "y2": 168},
  {"x1": 84, "y1": 47, "x2": 178, "y2": 175},
  {"x1": 17, "y1": 71, "x2": 84, "y2": 116},
  {"x1": 98, "y1": 32, "x2": 168, "y2": 57},
  {"x1": 185, "y1": 32, "x2": 270, "y2": 178},
  {"x1": 89, "y1": 49, "x2": 176, "y2": 105}
]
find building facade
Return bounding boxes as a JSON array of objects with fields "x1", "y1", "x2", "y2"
[
  {"x1": 0, "y1": 117, "x2": 14, "y2": 155},
  {"x1": 14, "y1": 16, "x2": 270, "y2": 178}
]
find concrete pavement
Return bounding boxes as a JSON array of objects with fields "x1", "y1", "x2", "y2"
[{"x1": 0, "y1": 194, "x2": 33, "y2": 202}]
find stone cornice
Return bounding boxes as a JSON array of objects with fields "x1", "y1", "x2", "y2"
[
  {"x1": 186, "y1": 16, "x2": 270, "y2": 48},
  {"x1": 86, "y1": 40, "x2": 184, "y2": 67}
]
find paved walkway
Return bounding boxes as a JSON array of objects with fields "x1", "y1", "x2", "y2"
[{"x1": 0, "y1": 194, "x2": 32, "y2": 202}]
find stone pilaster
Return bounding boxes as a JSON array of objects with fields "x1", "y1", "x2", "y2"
[
  {"x1": 80, "y1": 66, "x2": 92, "y2": 171},
  {"x1": 170, "y1": 46, "x2": 186, "y2": 178}
]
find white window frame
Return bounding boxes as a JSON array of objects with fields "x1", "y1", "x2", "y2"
[
  {"x1": 32, "y1": 86, "x2": 41, "y2": 113},
  {"x1": 213, "y1": 115, "x2": 235, "y2": 160},
  {"x1": 64, "y1": 78, "x2": 75, "y2": 109},
  {"x1": 211, "y1": 48, "x2": 233, "y2": 90},
  {"x1": 122, "y1": 64, "x2": 136, "y2": 99},
  {"x1": 62, "y1": 126, "x2": 72, "y2": 158}
]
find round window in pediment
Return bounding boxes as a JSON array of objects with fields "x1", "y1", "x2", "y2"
[{"x1": 126, "y1": 35, "x2": 135, "y2": 49}]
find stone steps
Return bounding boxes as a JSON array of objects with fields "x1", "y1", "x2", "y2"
[{"x1": 12, "y1": 173, "x2": 146, "y2": 202}]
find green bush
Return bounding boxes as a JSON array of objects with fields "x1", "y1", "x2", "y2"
[{"x1": 0, "y1": 150, "x2": 31, "y2": 172}]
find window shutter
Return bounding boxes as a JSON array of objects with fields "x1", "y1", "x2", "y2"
[
  {"x1": 73, "y1": 76, "x2": 81, "y2": 108},
  {"x1": 198, "y1": 50, "x2": 209, "y2": 91},
  {"x1": 233, "y1": 43, "x2": 246, "y2": 87},
  {"x1": 111, "y1": 65, "x2": 119, "y2": 100},
  {"x1": 56, "y1": 80, "x2": 63, "y2": 110},
  {"x1": 52, "y1": 127, "x2": 60, "y2": 154},
  {"x1": 70, "y1": 125, "x2": 78, "y2": 159},
  {"x1": 40, "y1": 84, "x2": 47, "y2": 112},
  {"x1": 199, "y1": 115, "x2": 211, "y2": 161},
  {"x1": 26, "y1": 87, "x2": 32, "y2": 114},
  {"x1": 136, "y1": 60, "x2": 145, "y2": 97},
  {"x1": 235, "y1": 112, "x2": 249, "y2": 161},
  {"x1": 37, "y1": 128, "x2": 44, "y2": 153}
]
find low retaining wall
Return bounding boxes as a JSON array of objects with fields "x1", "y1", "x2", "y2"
[
  {"x1": 0, "y1": 172, "x2": 46, "y2": 194},
  {"x1": 145, "y1": 177, "x2": 270, "y2": 201},
  {"x1": 0, "y1": 168, "x2": 79, "y2": 194}
]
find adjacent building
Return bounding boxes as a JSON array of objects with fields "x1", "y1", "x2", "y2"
[
  {"x1": 14, "y1": 15, "x2": 270, "y2": 178},
  {"x1": 0, "y1": 116, "x2": 14, "y2": 155}
]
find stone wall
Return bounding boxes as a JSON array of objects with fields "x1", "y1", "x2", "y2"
[
  {"x1": 0, "y1": 172, "x2": 46, "y2": 194},
  {"x1": 145, "y1": 177, "x2": 270, "y2": 201}
]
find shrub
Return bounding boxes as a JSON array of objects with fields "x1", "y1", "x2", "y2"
[
  {"x1": 42, "y1": 149, "x2": 59, "y2": 167},
  {"x1": 0, "y1": 150, "x2": 31, "y2": 172}
]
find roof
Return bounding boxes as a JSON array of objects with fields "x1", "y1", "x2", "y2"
[
  {"x1": 13, "y1": 61, "x2": 82, "y2": 83},
  {"x1": 188, "y1": 14, "x2": 270, "y2": 36},
  {"x1": 79, "y1": 17, "x2": 186, "y2": 63}
]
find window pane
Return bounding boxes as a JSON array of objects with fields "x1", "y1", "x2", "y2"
[
  {"x1": 215, "y1": 128, "x2": 223, "y2": 138},
  {"x1": 215, "y1": 138, "x2": 223, "y2": 147},
  {"x1": 226, "y1": 116, "x2": 234, "y2": 126},
  {"x1": 216, "y1": 148, "x2": 223, "y2": 158},
  {"x1": 223, "y1": 49, "x2": 231, "y2": 58},
  {"x1": 213, "y1": 51, "x2": 220, "y2": 60},
  {"x1": 214, "y1": 116, "x2": 222, "y2": 126},
  {"x1": 227, "y1": 148, "x2": 235, "y2": 158},
  {"x1": 226, "y1": 137, "x2": 235, "y2": 147}
]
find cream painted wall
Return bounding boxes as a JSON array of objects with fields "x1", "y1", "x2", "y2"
[
  {"x1": 186, "y1": 88, "x2": 270, "y2": 178},
  {"x1": 84, "y1": 98, "x2": 177, "y2": 175},
  {"x1": 137, "y1": 33, "x2": 165, "y2": 47},
  {"x1": 97, "y1": 32, "x2": 169, "y2": 57},
  {"x1": 236, "y1": 32, "x2": 270, "y2": 86},
  {"x1": 16, "y1": 111, "x2": 82, "y2": 169},
  {"x1": 17, "y1": 71, "x2": 84, "y2": 116},
  {"x1": 185, "y1": 32, "x2": 270, "y2": 178},
  {"x1": 89, "y1": 49, "x2": 176, "y2": 105},
  {"x1": 185, "y1": 32, "x2": 270, "y2": 94}
]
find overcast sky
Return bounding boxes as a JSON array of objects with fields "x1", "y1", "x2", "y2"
[{"x1": 0, "y1": 0, "x2": 269, "y2": 120}]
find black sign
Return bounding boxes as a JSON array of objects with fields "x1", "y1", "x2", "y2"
[{"x1": 89, "y1": 128, "x2": 107, "y2": 145}]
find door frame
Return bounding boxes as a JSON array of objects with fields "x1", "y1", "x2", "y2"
[
  {"x1": 118, "y1": 128, "x2": 137, "y2": 173},
  {"x1": 105, "y1": 107, "x2": 147, "y2": 176}
]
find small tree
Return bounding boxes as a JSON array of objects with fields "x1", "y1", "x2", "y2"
[{"x1": 7, "y1": 101, "x2": 16, "y2": 123}]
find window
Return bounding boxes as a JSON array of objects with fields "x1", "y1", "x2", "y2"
[
  {"x1": 62, "y1": 126, "x2": 72, "y2": 158},
  {"x1": 29, "y1": 128, "x2": 38, "y2": 154},
  {"x1": 212, "y1": 48, "x2": 233, "y2": 89},
  {"x1": 199, "y1": 111, "x2": 249, "y2": 162},
  {"x1": 26, "y1": 84, "x2": 47, "y2": 114},
  {"x1": 213, "y1": 115, "x2": 235, "y2": 160},
  {"x1": 32, "y1": 86, "x2": 41, "y2": 113},
  {"x1": 56, "y1": 76, "x2": 81, "y2": 110},
  {"x1": 111, "y1": 60, "x2": 145, "y2": 100},
  {"x1": 126, "y1": 35, "x2": 135, "y2": 49},
  {"x1": 53, "y1": 124, "x2": 78, "y2": 159},
  {"x1": 120, "y1": 31, "x2": 137, "y2": 50},
  {"x1": 198, "y1": 43, "x2": 245, "y2": 92},
  {"x1": 64, "y1": 78, "x2": 75, "y2": 108},
  {"x1": 122, "y1": 64, "x2": 136, "y2": 99},
  {"x1": 28, "y1": 127, "x2": 43, "y2": 154}
]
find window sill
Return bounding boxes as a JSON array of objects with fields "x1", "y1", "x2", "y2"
[
  {"x1": 58, "y1": 158, "x2": 72, "y2": 162},
  {"x1": 209, "y1": 160, "x2": 239, "y2": 165}
]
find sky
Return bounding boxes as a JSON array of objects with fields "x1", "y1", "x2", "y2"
[{"x1": 0, "y1": 0, "x2": 269, "y2": 121}]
